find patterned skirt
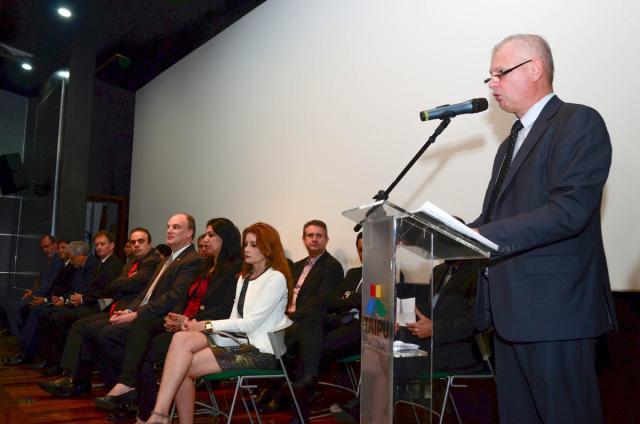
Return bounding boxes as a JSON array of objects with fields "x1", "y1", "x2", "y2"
[{"x1": 207, "y1": 339, "x2": 277, "y2": 371}]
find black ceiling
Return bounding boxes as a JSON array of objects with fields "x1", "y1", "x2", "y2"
[{"x1": 0, "y1": 0, "x2": 265, "y2": 97}]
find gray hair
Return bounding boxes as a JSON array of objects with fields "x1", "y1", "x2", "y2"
[
  {"x1": 67, "y1": 241, "x2": 90, "y2": 257},
  {"x1": 494, "y1": 34, "x2": 554, "y2": 84}
]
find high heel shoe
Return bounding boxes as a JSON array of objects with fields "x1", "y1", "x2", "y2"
[{"x1": 94, "y1": 388, "x2": 138, "y2": 410}]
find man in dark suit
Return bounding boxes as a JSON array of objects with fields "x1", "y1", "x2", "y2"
[
  {"x1": 470, "y1": 34, "x2": 616, "y2": 423},
  {"x1": 3, "y1": 235, "x2": 64, "y2": 343},
  {"x1": 285, "y1": 220, "x2": 344, "y2": 384},
  {"x1": 36, "y1": 232, "x2": 123, "y2": 368},
  {"x1": 406, "y1": 259, "x2": 483, "y2": 373}
]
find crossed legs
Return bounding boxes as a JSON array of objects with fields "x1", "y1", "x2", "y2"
[{"x1": 148, "y1": 330, "x2": 220, "y2": 424}]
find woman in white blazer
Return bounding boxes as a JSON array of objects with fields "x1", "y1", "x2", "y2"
[{"x1": 145, "y1": 222, "x2": 293, "y2": 424}]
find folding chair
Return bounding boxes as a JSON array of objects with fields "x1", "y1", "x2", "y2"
[
  {"x1": 394, "y1": 330, "x2": 495, "y2": 424},
  {"x1": 194, "y1": 323, "x2": 306, "y2": 424}
]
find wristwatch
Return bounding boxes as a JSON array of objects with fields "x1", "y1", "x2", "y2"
[{"x1": 204, "y1": 321, "x2": 214, "y2": 334}]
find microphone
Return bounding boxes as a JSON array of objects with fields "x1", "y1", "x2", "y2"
[{"x1": 419, "y1": 98, "x2": 488, "y2": 121}]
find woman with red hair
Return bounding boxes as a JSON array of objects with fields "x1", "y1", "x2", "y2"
[{"x1": 144, "y1": 222, "x2": 293, "y2": 424}]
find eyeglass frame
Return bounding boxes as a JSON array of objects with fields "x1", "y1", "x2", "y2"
[{"x1": 484, "y1": 59, "x2": 532, "y2": 84}]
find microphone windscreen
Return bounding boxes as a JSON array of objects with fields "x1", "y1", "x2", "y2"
[{"x1": 471, "y1": 98, "x2": 489, "y2": 113}]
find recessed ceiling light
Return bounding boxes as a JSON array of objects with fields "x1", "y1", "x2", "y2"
[
  {"x1": 57, "y1": 7, "x2": 72, "y2": 18},
  {"x1": 57, "y1": 70, "x2": 70, "y2": 79},
  {"x1": 21, "y1": 63, "x2": 33, "y2": 71}
]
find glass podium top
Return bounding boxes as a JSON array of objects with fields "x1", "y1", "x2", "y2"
[{"x1": 343, "y1": 200, "x2": 492, "y2": 260}]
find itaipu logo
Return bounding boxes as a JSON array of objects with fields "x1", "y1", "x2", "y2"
[{"x1": 365, "y1": 284, "x2": 387, "y2": 318}]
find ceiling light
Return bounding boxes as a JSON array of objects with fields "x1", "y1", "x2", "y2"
[
  {"x1": 57, "y1": 70, "x2": 70, "y2": 79},
  {"x1": 21, "y1": 63, "x2": 33, "y2": 71},
  {"x1": 57, "y1": 7, "x2": 72, "y2": 18}
]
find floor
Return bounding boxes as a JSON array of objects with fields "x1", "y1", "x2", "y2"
[{"x1": 0, "y1": 333, "x2": 498, "y2": 423}]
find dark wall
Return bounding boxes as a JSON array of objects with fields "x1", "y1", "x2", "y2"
[
  {"x1": 87, "y1": 80, "x2": 135, "y2": 198},
  {"x1": 0, "y1": 78, "x2": 136, "y2": 309}
]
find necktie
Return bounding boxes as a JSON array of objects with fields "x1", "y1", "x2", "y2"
[
  {"x1": 486, "y1": 120, "x2": 523, "y2": 221},
  {"x1": 139, "y1": 257, "x2": 172, "y2": 306},
  {"x1": 288, "y1": 257, "x2": 318, "y2": 313}
]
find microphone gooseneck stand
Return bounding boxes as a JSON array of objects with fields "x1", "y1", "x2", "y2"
[{"x1": 353, "y1": 117, "x2": 452, "y2": 232}]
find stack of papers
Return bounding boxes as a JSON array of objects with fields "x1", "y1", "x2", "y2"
[
  {"x1": 414, "y1": 200, "x2": 498, "y2": 251},
  {"x1": 393, "y1": 340, "x2": 420, "y2": 351}
]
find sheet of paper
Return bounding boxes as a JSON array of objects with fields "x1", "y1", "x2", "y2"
[{"x1": 396, "y1": 297, "x2": 416, "y2": 326}]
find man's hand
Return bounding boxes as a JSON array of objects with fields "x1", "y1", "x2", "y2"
[
  {"x1": 22, "y1": 289, "x2": 33, "y2": 299},
  {"x1": 30, "y1": 296, "x2": 46, "y2": 306},
  {"x1": 406, "y1": 307, "x2": 433, "y2": 339},
  {"x1": 69, "y1": 293, "x2": 83, "y2": 306},
  {"x1": 52, "y1": 296, "x2": 64, "y2": 307},
  {"x1": 109, "y1": 311, "x2": 137, "y2": 325},
  {"x1": 164, "y1": 312, "x2": 188, "y2": 332}
]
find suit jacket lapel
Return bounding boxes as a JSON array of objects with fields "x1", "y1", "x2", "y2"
[{"x1": 496, "y1": 96, "x2": 563, "y2": 203}]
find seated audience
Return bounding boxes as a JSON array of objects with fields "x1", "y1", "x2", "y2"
[
  {"x1": 38, "y1": 213, "x2": 201, "y2": 396},
  {"x1": 36, "y1": 233, "x2": 123, "y2": 368},
  {"x1": 145, "y1": 222, "x2": 293, "y2": 424},
  {"x1": 93, "y1": 218, "x2": 243, "y2": 422},
  {"x1": 38, "y1": 227, "x2": 160, "y2": 379}
]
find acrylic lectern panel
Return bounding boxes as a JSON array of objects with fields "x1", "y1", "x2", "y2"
[{"x1": 343, "y1": 200, "x2": 491, "y2": 423}]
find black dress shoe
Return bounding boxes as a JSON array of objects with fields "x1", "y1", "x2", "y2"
[
  {"x1": 2, "y1": 353, "x2": 31, "y2": 365},
  {"x1": 106, "y1": 407, "x2": 138, "y2": 422},
  {"x1": 94, "y1": 389, "x2": 138, "y2": 411},
  {"x1": 38, "y1": 377, "x2": 91, "y2": 397}
]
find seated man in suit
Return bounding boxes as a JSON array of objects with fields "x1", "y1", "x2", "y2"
[
  {"x1": 405, "y1": 258, "x2": 483, "y2": 373},
  {"x1": 317, "y1": 232, "x2": 363, "y2": 371},
  {"x1": 3, "y1": 235, "x2": 65, "y2": 347},
  {"x1": 12, "y1": 239, "x2": 76, "y2": 366},
  {"x1": 262, "y1": 220, "x2": 344, "y2": 414},
  {"x1": 286, "y1": 220, "x2": 344, "y2": 383},
  {"x1": 35, "y1": 232, "x2": 123, "y2": 370},
  {"x1": 39, "y1": 227, "x2": 161, "y2": 378}
]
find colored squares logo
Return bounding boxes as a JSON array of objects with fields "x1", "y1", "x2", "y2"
[{"x1": 366, "y1": 284, "x2": 387, "y2": 318}]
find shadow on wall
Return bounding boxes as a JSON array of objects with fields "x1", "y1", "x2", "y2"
[{"x1": 404, "y1": 135, "x2": 485, "y2": 208}]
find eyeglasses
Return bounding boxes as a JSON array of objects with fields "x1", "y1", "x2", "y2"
[
  {"x1": 129, "y1": 239, "x2": 147, "y2": 245},
  {"x1": 484, "y1": 59, "x2": 532, "y2": 84}
]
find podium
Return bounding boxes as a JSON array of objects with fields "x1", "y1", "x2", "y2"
[{"x1": 343, "y1": 200, "x2": 493, "y2": 423}]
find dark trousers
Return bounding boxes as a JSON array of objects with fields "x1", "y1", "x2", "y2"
[
  {"x1": 494, "y1": 334, "x2": 602, "y2": 424},
  {"x1": 321, "y1": 319, "x2": 361, "y2": 364},
  {"x1": 37, "y1": 305, "x2": 99, "y2": 365},
  {"x1": 99, "y1": 315, "x2": 166, "y2": 387},
  {"x1": 61, "y1": 312, "x2": 110, "y2": 373},
  {"x1": 18, "y1": 304, "x2": 50, "y2": 358},
  {"x1": 6, "y1": 295, "x2": 29, "y2": 336},
  {"x1": 285, "y1": 319, "x2": 324, "y2": 379}
]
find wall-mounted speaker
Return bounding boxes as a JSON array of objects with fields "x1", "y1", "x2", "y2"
[{"x1": 0, "y1": 153, "x2": 29, "y2": 195}]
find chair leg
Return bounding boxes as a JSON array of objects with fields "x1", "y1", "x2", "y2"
[
  {"x1": 284, "y1": 372, "x2": 307, "y2": 424},
  {"x1": 449, "y1": 392, "x2": 462, "y2": 424},
  {"x1": 439, "y1": 377, "x2": 453, "y2": 424},
  {"x1": 226, "y1": 378, "x2": 243, "y2": 424}
]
